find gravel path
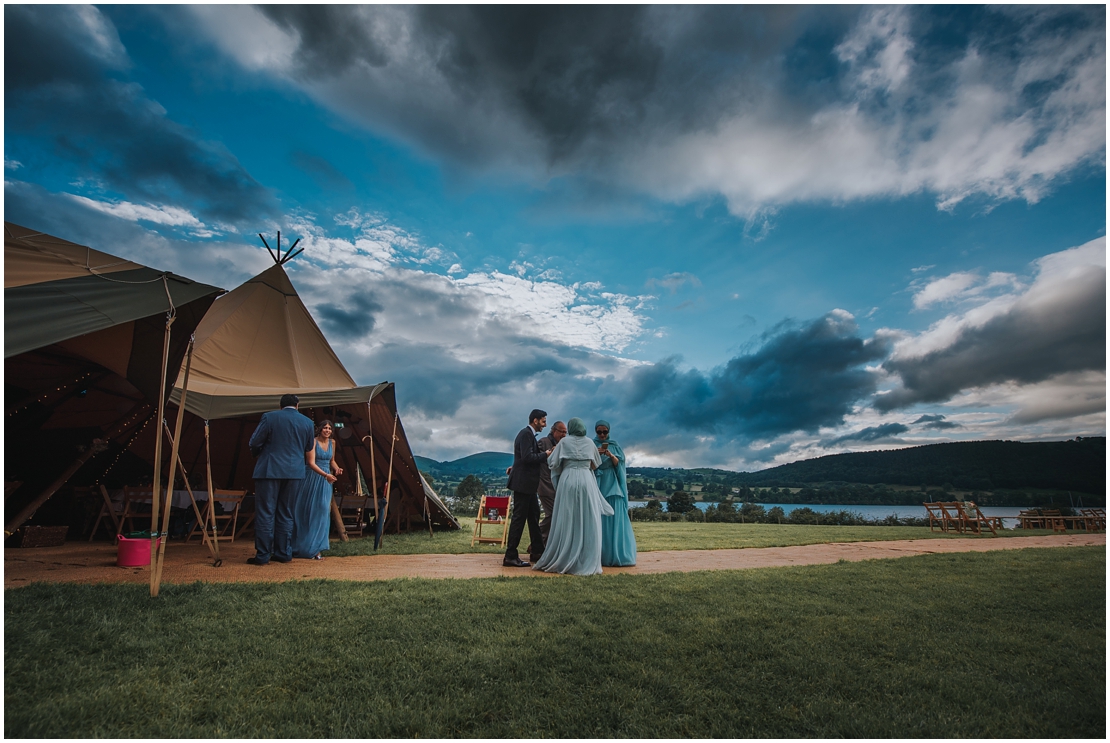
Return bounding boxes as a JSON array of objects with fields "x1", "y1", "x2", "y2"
[{"x1": 5, "y1": 533, "x2": 1102, "y2": 588}]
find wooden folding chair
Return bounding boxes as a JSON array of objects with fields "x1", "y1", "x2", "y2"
[
  {"x1": 337, "y1": 494, "x2": 371, "y2": 538},
  {"x1": 471, "y1": 493, "x2": 512, "y2": 547},
  {"x1": 1017, "y1": 509, "x2": 1044, "y2": 530},
  {"x1": 1038, "y1": 509, "x2": 1066, "y2": 533},
  {"x1": 95, "y1": 486, "x2": 153, "y2": 538},
  {"x1": 188, "y1": 489, "x2": 246, "y2": 542}
]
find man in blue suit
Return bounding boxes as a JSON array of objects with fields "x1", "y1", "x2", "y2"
[{"x1": 247, "y1": 393, "x2": 315, "y2": 565}]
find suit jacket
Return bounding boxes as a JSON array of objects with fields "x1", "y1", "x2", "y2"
[
  {"x1": 506, "y1": 425, "x2": 548, "y2": 495},
  {"x1": 249, "y1": 407, "x2": 315, "y2": 479},
  {"x1": 536, "y1": 434, "x2": 556, "y2": 500}
]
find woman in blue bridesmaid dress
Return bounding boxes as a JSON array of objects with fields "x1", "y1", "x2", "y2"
[{"x1": 292, "y1": 420, "x2": 343, "y2": 559}]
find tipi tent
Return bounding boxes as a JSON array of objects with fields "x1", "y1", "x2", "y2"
[
  {"x1": 4, "y1": 222, "x2": 223, "y2": 533},
  {"x1": 163, "y1": 262, "x2": 458, "y2": 533}
]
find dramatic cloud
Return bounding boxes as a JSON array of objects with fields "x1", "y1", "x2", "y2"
[
  {"x1": 189, "y1": 5, "x2": 1104, "y2": 215},
  {"x1": 826, "y1": 423, "x2": 910, "y2": 446},
  {"x1": 622, "y1": 310, "x2": 891, "y2": 439},
  {"x1": 5, "y1": 5, "x2": 274, "y2": 226},
  {"x1": 880, "y1": 238, "x2": 1106, "y2": 411},
  {"x1": 912, "y1": 414, "x2": 962, "y2": 431}
]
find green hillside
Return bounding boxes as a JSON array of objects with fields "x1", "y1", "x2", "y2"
[
  {"x1": 629, "y1": 438, "x2": 1105, "y2": 496},
  {"x1": 415, "y1": 452, "x2": 513, "y2": 476}
]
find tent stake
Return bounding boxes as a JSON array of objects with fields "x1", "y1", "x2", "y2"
[
  {"x1": 149, "y1": 310, "x2": 175, "y2": 598},
  {"x1": 153, "y1": 334, "x2": 193, "y2": 594}
]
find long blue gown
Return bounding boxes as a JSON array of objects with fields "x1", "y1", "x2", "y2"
[
  {"x1": 595, "y1": 435, "x2": 637, "y2": 566},
  {"x1": 292, "y1": 440, "x2": 333, "y2": 558},
  {"x1": 533, "y1": 436, "x2": 614, "y2": 576}
]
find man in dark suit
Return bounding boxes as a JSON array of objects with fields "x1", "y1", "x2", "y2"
[
  {"x1": 528, "y1": 419, "x2": 566, "y2": 554},
  {"x1": 503, "y1": 408, "x2": 549, "y2": 567},
  {"x1": 247, "y1": 393, "x2": 315, "y2": 565}
]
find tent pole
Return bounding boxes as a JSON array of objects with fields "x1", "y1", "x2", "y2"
[
  {"x1": 363, "y1": 404, "x2": 379, "y2": 535},
  {"x1": 153, "y1": 334, "x2": 193, "y2": 595},
  {"x1": 162, "y1": 421, "x2": 214, "y2": 556},
  {"x1": 379, "y1": 413, "x2": 399, "y2": 544},
  {"x1": 203, "y1": 421, "x2": 222, "y2": 566},
  {"x1": 149, "y1": 310, "x2": 175, "y2": 598}
]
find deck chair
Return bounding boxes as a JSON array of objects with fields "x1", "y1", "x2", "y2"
[
  {"x1": 187, "y1": 489, "x2": 246, "y2": 542},
  {"x1": 955, "y1": 501, "x2": 998, "y2": 536},
  {"x1": 1081, "y1": 508, "x2": 1106, "y2": 532},
  {"x1": 471, "y1": 493, "x2": 512, "y2": 547},
  {"x1": 936, "y1": 502, "x2": 965, "y2": 534},
  {"x1": 924, "y1": 503, "x2": 952, "y2": 533},
  {"x1": 88, "y1": 484, "x2": 123, "y2": 541}
]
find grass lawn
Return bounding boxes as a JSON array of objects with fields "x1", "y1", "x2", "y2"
[
  {"x1": 5, "y1": 546, "x2": 1103, "y2": 737},
  {"x1": 325, "y1": 517, "x2": 1061, "y2": 557}
]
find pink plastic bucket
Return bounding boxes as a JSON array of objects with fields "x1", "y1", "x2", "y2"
[{"x1": 117, "y1": 535, "x2": 160, "y2": 567}]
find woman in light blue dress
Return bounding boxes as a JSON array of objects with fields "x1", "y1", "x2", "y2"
[
  {"x1": 292, "y1": 420, "x2": 343, "y2": 559},
  {"x1": 595, "y1": 419, "x2": 637, "y2": 567},
  {"x1": 533, "y1": 418, "x2": 614, "y2": 576}
]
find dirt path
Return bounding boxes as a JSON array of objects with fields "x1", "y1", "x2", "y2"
[{"x1": 5, "y1": 533, "x2": 1102, "y2": 588}]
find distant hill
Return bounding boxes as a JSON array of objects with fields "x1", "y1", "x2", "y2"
[
  {"x1": 629, "y1": 438, "x2": 1105, "y2": 495},
  {"x1": 414, "y1": 452, "x2": 513, "y2": 476},
  {"x1": 419, "y1": 438, "x2": 1105, "y2": 495}
]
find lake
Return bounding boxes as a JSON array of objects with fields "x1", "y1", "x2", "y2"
[{"x1": 629, "y1": 501, "x2": 1028, "y2": 528}]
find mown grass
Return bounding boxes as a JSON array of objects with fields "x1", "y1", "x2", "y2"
[
  {"x1": 5, "y1": 547, "x2": 1103, "y2": 738},
  {"x1": 326, "y1": 517, "x2": 1058, "y2": 557}
]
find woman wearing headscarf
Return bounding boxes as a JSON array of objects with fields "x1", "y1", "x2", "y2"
[
  {"x1": 532, "y1": 418, "x2": 614, "y2": 576},
  {"x1": 594, "y1": 419, "x2": 637, "y2": 566}
]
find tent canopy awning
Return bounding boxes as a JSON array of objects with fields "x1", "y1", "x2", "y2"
[
  {"x1": 170, "y1": 383, "x2": 390, "y2": 420},
  {"x1": 5, "y1": 223, "x2": 223, "y2": 360}
]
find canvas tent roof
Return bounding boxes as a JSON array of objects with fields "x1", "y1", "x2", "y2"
[{"x1": 166, "y1": 261, "x2": 458, "y2": 531}]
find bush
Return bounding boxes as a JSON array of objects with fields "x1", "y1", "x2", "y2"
[{"x1": 667, "y1": 490, "x2": 697, "y2": 514}]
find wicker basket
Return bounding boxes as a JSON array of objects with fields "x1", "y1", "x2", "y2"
[{"x1": 17, "y1": 525, "x2": 69, "y2": 548}]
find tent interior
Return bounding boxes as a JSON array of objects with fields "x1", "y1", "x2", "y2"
[{"x1": 4, "y1": 222, "x2": 222, "y2": 537}]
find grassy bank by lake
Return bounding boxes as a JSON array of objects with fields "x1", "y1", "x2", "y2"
[
  {"x1": 5, "y1": 546, "x2": 1102, "y2": 737},
  {"x1": 324, "y1": 517, "x2": 1060, "y2": 557}
]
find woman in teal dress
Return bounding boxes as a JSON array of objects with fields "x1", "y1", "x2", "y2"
[
  {"x1": 595, "y1": 419, "x2": 637, "y2": 566},
  {"x1": 292, "y1": 420, "x2": 343, "y2": 559},
  {"x1": 533, "y1": 418, "x2": 614, "y2": 576}
]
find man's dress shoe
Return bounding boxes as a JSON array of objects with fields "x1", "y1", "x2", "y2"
[
  {"x1": 503, "y1": 557, "x2": 530, "y2": 568},
  {"x1": 246, "y1": 557, "x2": 268, "y2": 566}
]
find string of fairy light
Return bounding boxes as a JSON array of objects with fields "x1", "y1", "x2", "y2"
[
  {"x1": 94, "y1": 412, "x2": 157, "y2": 486},
  {"x1": 7, "y1": 371, "x2": 95, "y2": 417}
]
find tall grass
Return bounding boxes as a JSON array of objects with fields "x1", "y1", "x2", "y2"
[{"x1": 5, "y1": 547, "x2": 1103, "y2": 737}]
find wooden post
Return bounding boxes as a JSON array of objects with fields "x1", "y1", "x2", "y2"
[
  {"x1": 379, "y1": 413, "x2": 399, "y2": 541},
  {"x1": 4, "y1": 439, "x2": 107, "y2": 535},
  {"x1": 149, "y1": 309, "x2": 175, "y2": 597},
  {"x1": 204, "y1": 421, "x2": 222, "y2": 566},
  {"x1": 153, "y1": 334, "x2": 192, "y2": 595}
]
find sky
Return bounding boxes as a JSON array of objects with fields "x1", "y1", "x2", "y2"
[{"x1": 4, "y1": 5, "x2": 1106, "y2": 469}]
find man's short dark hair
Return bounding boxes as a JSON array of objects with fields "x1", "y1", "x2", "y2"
[
  {"x1": 280, "y1": 394, "x2": 300, "y2": 409},
  {"x1": 529, "y1": 408, "x2": 547, "y2": 423}
]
